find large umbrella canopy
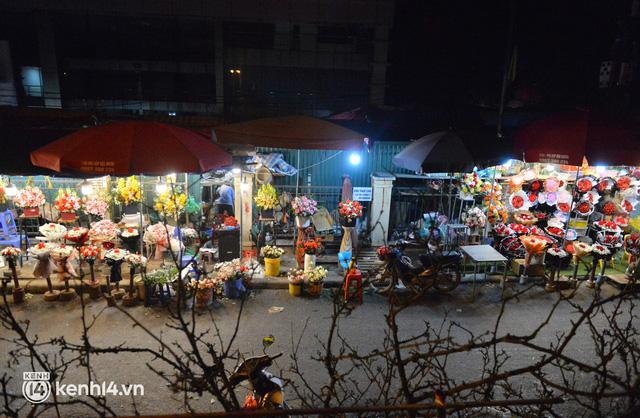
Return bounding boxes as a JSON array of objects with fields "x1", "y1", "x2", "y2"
[
  {"x1": 514, "y1": 109, "x2": 640, "y2": 166},
  {"x1": 30, "y1": 121, "x2": 232, "y2": 175},
  {"x1": 392, "y1": 130, "x2": 513, "y2": 173},
  {"x1": 213, "y1": 115, "x2": 366, "y2": 150}
]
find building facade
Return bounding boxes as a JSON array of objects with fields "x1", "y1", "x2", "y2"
[{"x1": 0, "y1": 0, "x2": 394, "y2": 120}]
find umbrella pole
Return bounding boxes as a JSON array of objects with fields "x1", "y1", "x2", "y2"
[
  {"x1": 139, "y1": 174, "x2": 144, "y2": 255},
  {"x1": 293, "y1": 149, "x2": 301, "y2": 247},
  {"x1": 483, "y1": 167, "x2": 497, "y2": 239}
]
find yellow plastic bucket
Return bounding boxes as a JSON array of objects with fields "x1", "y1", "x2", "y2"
[
  {"x1": 264, "y1": 257, "x2": 281, "y2": 277},
  {"x1": 289, "y1": 282, "x2": 302, "y2": 296}
]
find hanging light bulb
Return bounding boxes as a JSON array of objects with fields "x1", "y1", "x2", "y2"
[
  {"x1": 155, "y1": 177, "x2": 167, "y2": 194},
  {"x1": 79, "y1": 180, "x2": 94, "y2": 196}
]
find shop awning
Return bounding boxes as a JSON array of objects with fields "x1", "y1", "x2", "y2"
[
  {"x1": 514, "y1": 109, "x2": 640, "y2": 166},
  {"x1": 212, "y1": 115, "x2": 367, "y2": 150},
  {"x1": 30, "y1": 121, "x2": 232, "y2": 176}
]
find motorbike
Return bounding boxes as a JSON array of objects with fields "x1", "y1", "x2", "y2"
[
  {"x1": 229, "y1": 352, "x2": 287, "y2": 410},
  {"x1": 370, "y1": 240, "x2": 461, "y2": 296}
]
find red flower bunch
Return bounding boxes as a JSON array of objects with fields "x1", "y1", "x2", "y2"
[
  {"x1": 602, "y1": 201, "x2": 617, "y2": 216},
  {"x1": 223, "y1": 216, "x2": 239, "y2": 227},
  {"x1": 338, "y1": 199, "x2": 363, "y2": 220},
  {"x1": 303, "y1": 240, "x2": 319, "y2": 255},
  {"x1": 376, "y1": 246, "x2": 393, "y2": 260}
]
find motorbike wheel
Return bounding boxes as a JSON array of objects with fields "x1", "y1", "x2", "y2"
[
  {"x1": 432, "y1": 264, "x2": 461, "y2": 292},
  {"x1": 368, "y1": 266, "x2": 396, "y2": 294}
]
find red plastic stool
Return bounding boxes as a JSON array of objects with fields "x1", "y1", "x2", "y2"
[{"x1": 343, "y1": 268, "x2": 363, "y2": 304}]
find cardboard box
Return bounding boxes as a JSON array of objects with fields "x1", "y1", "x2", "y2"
[{"x1": 511, "y1": 258, "x2": 545, "y2": 277}]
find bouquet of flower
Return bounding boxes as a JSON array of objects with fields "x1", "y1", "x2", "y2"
[
  {"x1": 213, "y1": 259, "x2": 248, "y2": 282},
  {"x1": 89, "y1": 219, "x2": 119, "y2": 241},
  {"x1": 306, "y1": 266, "x2": 327, "y2": 284},
  {"x1": 463, "y1": 207, "x2": 486, "y2": 229},
  {"x1": 13, "y1": 186, "x2": 45, "y2": 208},
  {"x1": 143, "y1": 223, "x2": 174, "y2": 246},
  {"x1": 121, "y1": 227, "x2": 139, "y2": 238},
  {"x1": 303, "y1": 240, "x2": 319, "y2": 255},
  {"x1": 287, "y1": 268, "x2": 306, "y2": 284},
  {"x1": 125, "y1": 253, "x2": 147, "y2": 268},
  {"x1": 459, "y1": 171, "x2": 484, "y2": 197},
  {"x1": 65, "y1": 227, "x2": 89, "y2": 244},
  {"x1": 572, "y1": 241, "x2": 593, "y2": 258},
  {"x1": 104, "y1": 248, "x2": 129, "y2": 261},
  {"x1": 154, "y1": 189, "x2": 187, "y2": 216},
  {"x1": 1, "y1": 246, "x2": 21, "y2": 260},
  {"x1": 115, "y1": 176, "x2": 141, "y2": 205},
  {"x1": 188, "y1": 277, "x2": 218, "y2": 290},
  {"x1": 547, "y1": 246, "x2": 568, "y2": 259},
  {"x1": 592, "y1": 243, "x2": 611, "y2": 258},
  {"x1": 80, "y1": 245, "x2": 100, "y2": 261},
  {"x1": 84, "y1": 194, "x2": 109, "y2": 219},
  {"x1": 254, "y1": 183, "x2": 278, "y2": 210},
  {"x1": 291, "y1": 196, "x2": 318, "y2": 217},
  {"x1": 29, "y1": 242, "x2": 56, "y2": 257},
  {"x1": 39, "y1": 223, "x2": 67, "y2": 241},
  {"x1": 519, "y1": 235, "x2": 550, "y2": 255},
  {"x1": 261, "y1": 245, "x2": 284, "y2": 259},
  {"x1": 624, "y1": 233, "x2": 640, "y2": 257},
  {"x1": 223, "y1": 216, "x2": 239, "y2": 228},
  {"x1": 338, "y1": 199, "x2": 363, "y2": 220},
  {"x1": 50, "y1": 244, "x2": 75, "y2": 259},
  {"x1": 513, "y1": 210, "x2": 537, "y2": 226},
  {"x1": 181, "y1": 227, "x2": 198, "y2": 242},
  {"x1": 54, "y1": 189, "x2": 81, "y2": 213}
]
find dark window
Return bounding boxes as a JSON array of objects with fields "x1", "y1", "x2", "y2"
[{"x1": 223, "y1": 22, "x2": 275, "y2": 49}]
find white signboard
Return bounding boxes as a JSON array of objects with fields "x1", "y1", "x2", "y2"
[{"x1": 352, "y1": 187, "x2": 372, "y2": 202}]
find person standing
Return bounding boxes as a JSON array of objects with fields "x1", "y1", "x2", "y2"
[{"x1": 215, "y1": 183, "x2": 235, "y2": 217}]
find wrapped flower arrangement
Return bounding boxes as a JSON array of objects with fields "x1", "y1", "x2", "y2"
[
  {"x1": 261, "y1": 245, "x2": 285, "y2": 259},
  {"x1": 39, "y1": 223, "x2": 67, "y2": 241},
  {"x1": 459, "y1": 170, "x2": 483, "y2": 197},
  {"x1": 338, "y1": 199, "x2": 363, "y2": 220},
  {"x1": 125, "y1": 253, "x2": 147, "y2": 268},
  {"x1": 143, "y1": 223, "x2": 174, "y2": 246},
  {"x1": 115, "y1": 176, "x2": 141, "y2": 205},
  {"x1": 29, "y1": 242, "x2": 55, "y2": 257},
  {"x1": 80, "y1": 245, "x2": 101, "y2": 261},
  {"x1": 291, "y1": 196, "x2": 318, "y2": 217},
  {"x1": 547, "y1": 246, "x2": 568, "y2": 259},
  {"x1": 54, "y1": 189, "x2": 81, "y2": 213},
  {"x1": 223, "y1": 216, "x2": 239, "y2": 228},
  {"x1": 213, "y1": 259, "x2": 248, "y2": 282},
  {"x1": 50, "y1": 244, "x2": 75, "y2": 259},
  {"x1": 105, "y1": 248, "x2": 129, "y2": 261},
  {"x1": 89, "y1": 219, "x2": 119, "y2": 241},
  {"x1": 121, "y1": 227, "x2": 139, "y2": 238},
  {"x1": 572, "y1": 241, "x2": 592, "y2": 258},
  {"x1": 84, "y1": 194, "x2": 109, "y2": 219},
  {"x1": 13, "y1": 186, "x2": 45, "y2": 208},
  {"x1": 65, "y1": 227, "x2": 89, "y2": 244},
  {"x1": 1, "y1": 246, "x2": 21, "y2": 260},
  {"x1": 303, "y1": 240, "x2": 319, "y2": 255},
  {"x1": 254, "y1": 183, "x2": 278, "y2": 210},
  {"x1": 463, "y1": 206, "x2": 487, "y2": 230},
  {"x1": 513, "y1": 210, "x2": 537, "y2": 226},
  {"x1": 188, "y1": 277, "x2": 218, "y2": 290},
  {"x1": 519, "y1": 235, "x2": 550, "y2": 255}
]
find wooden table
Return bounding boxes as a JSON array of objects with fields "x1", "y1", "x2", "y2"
[{"x1": 460, "y1": 245, "x2": 509, "y2": 299}]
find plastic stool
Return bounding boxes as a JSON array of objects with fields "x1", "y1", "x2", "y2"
[{"x1": 343, "y1": 268, "x2": 363, "y2": 304}]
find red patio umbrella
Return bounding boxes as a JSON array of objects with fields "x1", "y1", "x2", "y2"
[
  {"x1": 514, "y1": 109, "x2": 640, "y2": 166},
  {"x1": 30, "y1": 121, "x2": 232, "y2": 175}
]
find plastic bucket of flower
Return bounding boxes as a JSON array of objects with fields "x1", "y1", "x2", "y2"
[
  {"x1": 261, "y1": 245, "x2": 284, "y2": 276},
  {"x1": 306, "y1": 266, "x2": 327, "y2": 297},
  {"x1": 287, "y1": 268, "x2": 305, "y2": 296}
]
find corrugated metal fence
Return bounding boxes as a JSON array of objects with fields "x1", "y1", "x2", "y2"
[{"x1": 257, "y1": 141, "x2": 411, "y2": 188}]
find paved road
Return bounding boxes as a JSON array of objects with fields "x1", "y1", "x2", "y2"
[{"x1": 0, "y1": 282, "x2": 633, "y2": 417}]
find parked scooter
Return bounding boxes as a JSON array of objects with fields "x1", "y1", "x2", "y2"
[{"x1": 229, "y1": 352, "x2": 287, "y2": 410}]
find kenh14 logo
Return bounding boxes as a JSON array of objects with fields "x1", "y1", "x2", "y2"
[{"x1": 22, "y1": 371, "x2": 52, "y2": 404}]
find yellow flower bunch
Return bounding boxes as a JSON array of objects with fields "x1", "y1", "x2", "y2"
[
  {"x1": 0, "y1": 178, "x2": 5, "y2": 204},
  {"x1": 254, "y1": 183, "x2": 278, "y2": 210},
  {"x1": 115, "y1": 176, "x2": 141, "y2": 205},
  {"x1": 154, "y1": 190, "x2": 187, "y2": 216}
]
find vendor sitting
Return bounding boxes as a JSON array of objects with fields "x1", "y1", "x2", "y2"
[{"x1": 215, "y1": 184, "x2": 235, "y2": 217}]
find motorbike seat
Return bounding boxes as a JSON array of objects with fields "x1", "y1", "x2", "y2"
[{"x1": 419, "y1": 251, "x2": 460, "y2": 268}]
